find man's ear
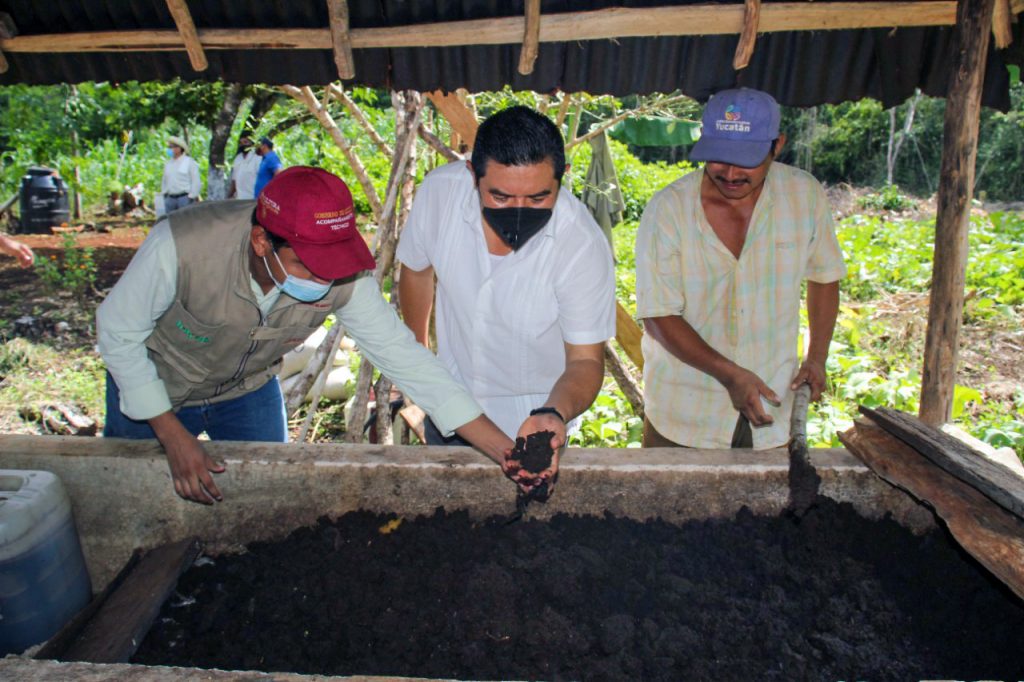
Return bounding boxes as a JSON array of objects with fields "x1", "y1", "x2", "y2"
[
  {"x1": 773, "y1": 133, "x2": 787, "y2": 158},
  {"x1": 250, "y1": 225, "x2": 272, "y2": 258}
]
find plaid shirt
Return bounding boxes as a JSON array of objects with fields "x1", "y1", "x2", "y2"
[{"x1": 636, "y1": 163, "x2": 846, "y2": 448}]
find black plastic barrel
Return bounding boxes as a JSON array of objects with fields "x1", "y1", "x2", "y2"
[{"x1": 18, "y1": 167, "x2": 70, "y2": 234}]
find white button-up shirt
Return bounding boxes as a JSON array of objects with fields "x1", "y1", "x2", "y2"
[
  {"x1": 229, "y1": 150, "x2": 261, "y2": 200},
  {"x1": 161, "y1": 154, "x2": 201, "y2": 198},
  {"x1": 397, "y1": 162, "x2": 616, "y2": 438}
]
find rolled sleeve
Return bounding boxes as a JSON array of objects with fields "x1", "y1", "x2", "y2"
[
  {"x1": 96, "y1": 220, "x2": 178, "y2": 420},
  {"x1": 636, "y1": 190, "x2": 687, "y2": 319},
  {"x1": 335, "y1": 276, "x2": 483, "y2": 436}
]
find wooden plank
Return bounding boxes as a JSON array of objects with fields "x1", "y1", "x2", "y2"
[
  {"x1": 1, "y1": 3, "x2": 963, "y2": 55},
  {"x1": 733, "y1": 0, "x2": 761, "y2": 70},
  {"x1": 35, "y1": 551, "x2": 142, "y2": 660},
  {"x1": 615, "y1": 300, "x2": 644, "y2": 372},
  {"x1": 326, "y1": 0, "x2": 355, "y2": 80},
  {"x1": 862, "y1": 406, "x2": 1024, "y2": 519},
  {"x1": 165, "y1": 0, "x2": 208, "y2": 71},
  {"x1": 60, "y1": 537, "x2": 201, "y2": 663},
  {"x1": 919, "y1": 0, "x2": 995, "y2": 425},
  {"x1": 425, "y1": 90, "x2": 479, "y2": 150},
  {"x1": 518, "y1": 0, "x2": 541, "y2": 75},
  {"x1": 840, "y1": 419, "x2": 1024, "y2": 601}
]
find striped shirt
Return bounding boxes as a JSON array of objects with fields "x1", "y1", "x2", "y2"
[{"x1": 636, "y1": 163, "x2": 846, "y2": 449}]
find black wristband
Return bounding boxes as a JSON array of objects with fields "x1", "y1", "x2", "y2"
[{"x1": 529, "y1": 406, "x2": 564, "y2": 423}]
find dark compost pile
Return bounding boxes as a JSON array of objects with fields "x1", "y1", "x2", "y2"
[{"x1": 133, "y1": 500, "x2": 1024, "y2": 681}]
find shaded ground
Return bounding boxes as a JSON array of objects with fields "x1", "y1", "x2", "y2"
[{"x1": 133, "y1": 501, "x2": 1024, "y2": 681}]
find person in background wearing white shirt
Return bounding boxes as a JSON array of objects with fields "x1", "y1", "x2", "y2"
[
  {"x1": 161, "y1": 135, "x2": 201, "y2": 213},
  {"x1": 98, "y1": 167, "x2": 522, "y2": 505},
  {"x1": 228, "y1": 132, "x2": 261, "y2": 200},
  {"x1": 397, "y1": 106, "x2": 616, "y2": 493}
]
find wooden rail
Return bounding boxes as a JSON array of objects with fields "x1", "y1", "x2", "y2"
[{"x1": 1, "y1": 3, "x2": 967, "y2": 55}]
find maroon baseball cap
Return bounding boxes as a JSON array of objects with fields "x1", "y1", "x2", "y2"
[{"x1": 256, "y1": 166, "x2": 375, "y2": 280}]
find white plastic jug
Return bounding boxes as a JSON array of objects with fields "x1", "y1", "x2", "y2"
[{"x1": 0, "y1": 470, "x2": 91, "y2": 655}]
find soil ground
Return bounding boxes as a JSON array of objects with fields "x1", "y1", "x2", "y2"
[{"x1": 132, "y1": 500, "x2": 1024, "y2": 681}]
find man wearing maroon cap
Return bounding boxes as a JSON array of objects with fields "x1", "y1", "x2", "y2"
[{"x1": 98, "y1": 167, "x2": 517, "y2": 505}]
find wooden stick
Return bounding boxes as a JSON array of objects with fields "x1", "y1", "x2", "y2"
[
  {"x1": 1, "y1": 4, "x2": 965, "y2": 54},
  {"x1": 992, "y1": 0, "x2": 1013, "y2": 47},
  {"x1": 733, "y1": 0, "x2": 762, "y2": 69},
  {"x1": 326, "y1": 0, "x2": 355, "y2": 79},
  {"x1": 329, "y1": 84, "x2": 392, "y2": 156},
  {"x1": 280, "y1": 84, "x2": 383, "y2": 221},
  {"x1": 565, "y1": 94, "x2": 690, "y2": 150},
  {"x1": 518, "y1": 0, "x2": 542, "y2": 75},
  {"x1": 425, "y1": 90, "x2": 479, "y2": 150},
  {"x1": 164, "y1": 0, "x2": 207, "y2": 71},
  {"x1": 555, "y1": 93, "x2": 573, "y2": 129},
  {"x1": 604, "y1": 343, "x2": 644, "y2": 419},
  {"x1": 417, "y1": 123, "x2": 461, "y2": 161},
  {"x1": 285, "y1": 321, "x2": 345, "y2": 417},
  {"x1": 296, "y1": 346, "x2": 334, "y2": 442},
  {"x1": 919, "y1": 0, "x2": 994, "y2": 425}
]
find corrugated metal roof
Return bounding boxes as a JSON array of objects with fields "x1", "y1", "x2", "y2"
[{"x1": 0, "y1": 0, "x2": 1019, "y2": 109}]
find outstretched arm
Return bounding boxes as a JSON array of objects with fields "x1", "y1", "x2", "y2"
[{"x1": 791, "y1": 280, "x2": 840, "y2": 400}]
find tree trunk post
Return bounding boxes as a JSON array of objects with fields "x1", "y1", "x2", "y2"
[{"x1": 919, "y1": 0, "x2": 995, "y2": 426}]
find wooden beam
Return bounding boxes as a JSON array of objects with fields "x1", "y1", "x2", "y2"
[
  {"x1": 992, "y1": 0, "x2": 1014, "y2": 47},
  {"x1": 733, "y1": 0, "x2": 762, "y2": 69},
  {"x1": 1, "y1": 3, "x2": 964, "y2": 55},
  {"x1": 325, "y1": 0, "x2": 355, "y2": 80},
  {"x1": 615, "y1": 301, "x2": 644, "y2": 371},
  {"x1": 164, "y1": 0, "x2": 207, "y2": 71},
  {"x1": 518, "y1": 0, "x2": 542, "y2": 75},
  {"x1": 919, "y1": 0, "x2": 995, "y2": 426},
  {"x1": 862, "y1": 406, "x2": 1024, "y2": 517},
  {"x1": 60, "y1": 538, "x2": 201, "y2": 663},
  {"x1": 425, "y1": 90, "x2": 479, "y2": 150},
  {"x1": 840, "y1": 419, "x2": 1024, "y2": 602}
]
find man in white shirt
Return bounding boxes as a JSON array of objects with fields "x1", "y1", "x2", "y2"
[
  {"x1": 98, "y1": 167, "x2": 519, "y2": 505},
  {"x1": 397, "y1": 106, "x2": 616, "y2": 489},
  {"x1": 228, "y1": 132, "x2": 261, "y2": 200},
  {"x1": 161, "y1": 135, "x2": 201, "y2": 213}
]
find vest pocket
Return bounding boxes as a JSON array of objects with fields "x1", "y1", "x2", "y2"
[{"x1": 145, "y1": 301, "x2": 226, "y2": 384}]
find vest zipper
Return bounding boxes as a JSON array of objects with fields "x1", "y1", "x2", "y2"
[{"x1": 214, "y1": 307, "x2": 265, "y2": 397}]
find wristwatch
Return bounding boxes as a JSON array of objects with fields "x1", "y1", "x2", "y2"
[{"x1": 529, "y1": 406, "x2": 565, "y2": 422}]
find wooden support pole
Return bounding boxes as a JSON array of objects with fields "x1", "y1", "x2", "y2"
[
  {"x1": 325, "y1": 0, "x2": 355, "y2": 79},
  {"x1": 615, "y1": 301, "x2": 645, "y2": 371},
  {"x1": 165, "y1": 0, "x2": 208, "y2": 71},
  {"x1": 733, "y1": 0, "x2": 762, "y2": 69},
  {"x1": 0, "y1": 12, "x2": 17, "y2": 74},
  {"x1": 992, "y1": 0, "x2": 1014, "y2": 47},
  {"x1": 518, "y1": 0, "x2": 542, "y2": 75},
  {"x1": 329, "y1": 84, "x2": 391, "y2": 156},
  {"x1": 417, "y1": 123, "x2": 462, "y2": 161},
  {"x1": 425, "y1": 90, "x2": 479, "y2": 150},
  {"x1": 919, "y1": 0, "x2": 995, "y2": 426}
]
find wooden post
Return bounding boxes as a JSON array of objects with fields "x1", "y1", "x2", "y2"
[
  {"x1": 325, "y1": 0, "x2": 355, "y2": 79},
  {"x1": 165, "y1": 0, "x2": 208, "y2": 71},
  {"x1": 425, "y1": 90, "x2": 479, "y2": 149},
  {"x1": 919, "y1": 0, "x2": 995, "y2": 426},
  {"x1": 518, "y1": 0, "x2": 541, "y2": 75},
  {"x1": 732, "y1": 0, "x2": 761, "y2": 69},
  {"x1": 0, "y1": 12, "x2": 16, "y2": 73}
]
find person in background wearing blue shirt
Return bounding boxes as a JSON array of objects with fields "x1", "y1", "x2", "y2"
[{"x1": 253, "y1": 136, "x2": 283, "y2": 197}]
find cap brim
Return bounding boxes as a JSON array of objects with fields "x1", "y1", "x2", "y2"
[
  {"x1": 690, "y1": 137, "x2": 772, "y2": 168},
  {"x1": 290, "y1": 235, "x2": 376, "y2": 280}
]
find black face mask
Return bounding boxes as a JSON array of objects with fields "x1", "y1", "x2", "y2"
[
  {"x1": 239, "y1": 144, "x2": 253, "y2": 154},
  {"x1": 482, "y1": 207, "x2": 553, "y2": 251}
]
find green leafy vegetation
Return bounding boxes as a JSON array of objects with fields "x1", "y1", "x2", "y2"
[{"x1": 33, "y1": 232, "x2": 98, "y2": 301}]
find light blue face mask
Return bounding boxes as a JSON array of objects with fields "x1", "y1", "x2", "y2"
[
  {"x1": 264, "y1": 250, "x2": 332, "y2": 302},
  {"x1": 166, "y1": 148, "x2": 174, "y2": 158}
]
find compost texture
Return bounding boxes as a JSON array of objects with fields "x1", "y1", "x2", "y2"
[{"x1": 133, "y1": 500, "x2": 1024, "y2": 681}]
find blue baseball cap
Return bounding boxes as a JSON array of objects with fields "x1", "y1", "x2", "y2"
[{"x1": 689, "y1": 88, "x2": 781, "y2": 168}]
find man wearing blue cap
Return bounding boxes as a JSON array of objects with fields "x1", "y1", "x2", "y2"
[{"x1": 636, "y1": 88, "x2": 846, "y2": 449}]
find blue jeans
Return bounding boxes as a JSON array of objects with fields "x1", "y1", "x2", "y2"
[
  {"x1": 164, "y1": 194, "x2": 194, "y2": 213},
  {"x1": 103, "y1": 372, "x2": 288, "y2": 442}
]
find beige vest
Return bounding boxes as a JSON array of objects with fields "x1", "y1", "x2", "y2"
[{"x1": 144, "y1": 200, "x2": 358, "y2": 409}]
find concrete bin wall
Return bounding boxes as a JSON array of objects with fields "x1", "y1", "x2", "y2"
[{"x1": 0, "y1": 433, "x2": 934, "y2": 680}]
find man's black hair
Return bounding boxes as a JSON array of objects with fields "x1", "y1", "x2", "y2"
[
  {"x1": 252, "y1": 208, "x2": 289, "y2": 249},
  {"x1": 470, "y1": 106, "x2": 566, "y2": 183}
]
